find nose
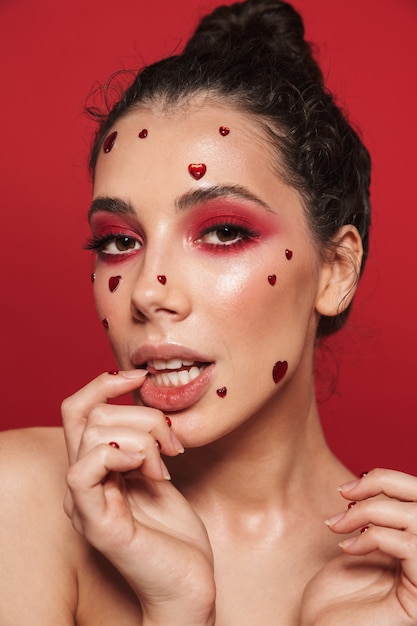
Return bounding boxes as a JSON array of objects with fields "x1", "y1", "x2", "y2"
[{"x1": 130, "y1": 252, "x2": 192, "y2": 324}]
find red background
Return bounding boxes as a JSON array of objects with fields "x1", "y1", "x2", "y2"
[{"x1": 1, "y1": 0, "x2": 416, "y2": 476}]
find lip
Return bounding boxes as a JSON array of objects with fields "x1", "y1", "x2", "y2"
[{"x1": 131, "y1": 344, "x2": 215, "y2": 412}]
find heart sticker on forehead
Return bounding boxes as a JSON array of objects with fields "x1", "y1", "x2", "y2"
[{"x1": 188, "y1": 163, "x2": 207, "y2": 180}]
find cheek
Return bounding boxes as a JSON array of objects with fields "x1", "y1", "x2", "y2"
[
  {"x1": 201, "y1": 250, "x2": 317, "y2": 341},
  {"x1": 92, "y1": 270, "x2": 129, "y2": 323},
  {"x1": 202, "y1": 257, "x2": 281, "y2": 322}
]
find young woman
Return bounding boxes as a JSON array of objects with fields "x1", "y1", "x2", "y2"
[{"x1": 1, "y1": 1, "x2": 417, "y2": 624}]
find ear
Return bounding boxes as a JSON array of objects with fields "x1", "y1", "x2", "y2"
[{"x1": 315, "y1": 225, "x2": 363, "y2": 317}]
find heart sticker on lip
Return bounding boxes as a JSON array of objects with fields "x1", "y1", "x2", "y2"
[{"x1": 188, "y1": 163, "x2": 207, "y2": 180}]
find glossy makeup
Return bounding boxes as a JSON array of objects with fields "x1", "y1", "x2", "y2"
[
  {"x1": 87, "y1": 212, "x2": 142, "y2": 265},
  {"x1": 90, "y1": 98, "x2": 325, "y2": 447}
]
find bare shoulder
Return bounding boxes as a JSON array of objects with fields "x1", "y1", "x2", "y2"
[
  {"x1": 0, "y1": 427, "x2": 144, "y2": 625},
  {"x1": 0, "y1": 427, "x2": 70, "y2": 517},
  {"x1": 0, "y1": 427, "x2": 78, "y2": 625},
  {"x1": 0, "y1": 425, "x2": 67, "y2": 468}
]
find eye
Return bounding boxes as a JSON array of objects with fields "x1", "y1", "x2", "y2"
[
  {"x1": 196, "y1": 220, "x2": 260, "y2": 249},
  {"x1": 85, "y1": 233, "x2": 142, "y2": 256},
  {"x1": 201, "y1": 225, "x2": 242, "y2": 245},
  {"x1": 104, "y1": 235, "x2": 140, "y2": 254},
  {"x1": 197, "y1": 221, "x2": 259, "y2": 247}
]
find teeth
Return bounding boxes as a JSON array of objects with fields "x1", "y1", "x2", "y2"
[
  {"x1": 162, "y1": 373, "x2": 171, "y2": 386},
  {"x1": 178, "y1": 369, "x2": 191, "y2": 385},
  {"x1": 150, "y1": 358, "x2": 194, "y2": 371},
  {"x1": 151, "y1": 365, "x2": 203, "y2": 388}
]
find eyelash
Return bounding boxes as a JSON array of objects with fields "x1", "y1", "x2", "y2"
[
  {"x1": 84, "y1": 233, "x2": 141, "y2": 257},
  {"x1": 85, "y1": 220, "x2": 260, "y2": 258},
  {"x1": 196, "y1": 220, "x2": 260, "y2": 250}
]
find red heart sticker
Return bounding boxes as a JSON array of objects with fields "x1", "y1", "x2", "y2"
[
  {"x1": 272, "y1": 361, "x2": 288, "y2": 384},
  {"x1": 188, "y1": 163, "x2": 207, "y2": 180}
]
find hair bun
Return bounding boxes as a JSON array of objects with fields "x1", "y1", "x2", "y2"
[{"x1": 184, "y1": 0, "x2": 313, "y2": 72}]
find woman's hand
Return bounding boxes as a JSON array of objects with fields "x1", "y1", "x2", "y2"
[
  {"x1": 62, "y1": 370, "x2": 215, "y2": 626},
  {"x1": 301, "y1": 468, "x2": 417, "y2": 625}
]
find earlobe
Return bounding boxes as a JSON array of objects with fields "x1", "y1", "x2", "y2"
[{"x1": 315, "y1": 225, "x2": 363, "y2": 318}]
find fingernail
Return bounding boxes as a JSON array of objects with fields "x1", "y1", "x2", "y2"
[
  {"x1": 119, "y1": 369, "x2": 148, "y2": 379},
  {"x1": 324, "y1": 511, "x2": 346, "y2": 526},
  {"x1": 160, "y1": 459, "x2": 171, "y2": 480},
  {"x1": 125, "y1": 450, "x2": 146, "y2": 461},
  {"x1": 338, "y1": 537, "x2": 357, "y2": 549},
  {"x1": 337, "y1": 479, "x2": 360, "y2": 492},
  {"x1": 170, "y1": 431, "x2": 184, "y2": 453}
]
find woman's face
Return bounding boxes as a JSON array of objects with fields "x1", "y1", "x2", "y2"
[{"x1": 90, "y1": 99, "x2": 324, "y2": 446}]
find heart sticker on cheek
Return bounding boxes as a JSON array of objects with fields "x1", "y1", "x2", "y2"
[
  {"x1": 268, "y1": 274, "x2": 277, "y2": 286},
  {"x1": 109, "y1": 276, "x2": 122, "y2": 293},
  {"x1": 188, "y1": 163, "x2": 207, "y2": 180},
  {"x1": 272, "y1": 361, "x2": 288, "y2": 384}
]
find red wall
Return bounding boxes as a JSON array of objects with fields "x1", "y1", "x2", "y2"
[{"x1": 1, "y1": 0, "x2": 416, "y2": 476}]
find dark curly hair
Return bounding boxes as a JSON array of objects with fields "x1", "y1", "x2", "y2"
[{"x1": 88, "y1": 0, "x2": 371, "y2": 338}]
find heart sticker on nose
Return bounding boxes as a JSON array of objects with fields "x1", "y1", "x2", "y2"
[{"x1": 188, "y1": 163, "x2": 207, "y2": 180}]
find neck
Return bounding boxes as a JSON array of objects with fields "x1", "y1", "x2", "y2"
[{"x1": 167, "y1": 386, "x2": 344, "y2": 513}]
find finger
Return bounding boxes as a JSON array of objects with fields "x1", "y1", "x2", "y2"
[
  {"x1": 66, "y1": 443, "x2": 146, "y2": 529},
  {"x1": 79, "y1": 404, "x2": 183, "y2": 459},
  {"x1": 63, "y1": 489, "x2": 74, "y2": 518},
  {"x1": 62, "y1": 370, "x2": 147, "y2": 463},
  {"x1": 338, "y1": 525, "x2": 417, "y2": 582},
  {"x1": 338, "y1": 468, "x2": 417, "y2": 503},
  {"x1": 326, "y1": 499, "x2": 417, "y2": 534},
  {"x1": 85, "y1": 427, "x2": 172, "y2": 481}
]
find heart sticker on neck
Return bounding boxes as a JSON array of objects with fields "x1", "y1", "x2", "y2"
[{"x1": 188, "y1": 163, "x2": 207, "y2": 180}]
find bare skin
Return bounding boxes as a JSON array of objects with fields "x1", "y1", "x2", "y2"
[
  {"x1": 3, "y1": 423, "x2": 417, "y2": 624},
  {"x1": 2, "y1": 101, "x2": 417, "y2": 625},
  {"x1": 0, "y1": 419, "x2": 353, "y2": 626}
]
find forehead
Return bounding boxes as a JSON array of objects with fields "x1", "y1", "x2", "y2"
[
  {"x1": 93, "y1": 99, "x2": 279, "y2": 194},
  {"x1": 92, "y1": 97, "x2": 309, "y2": 240}
]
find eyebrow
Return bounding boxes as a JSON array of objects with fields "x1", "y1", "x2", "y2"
[
  {"x1": 88, "y1": 197, "x2": 135, "y2": 221},
  {"x1": 174, "y1": 185, "x2": 273, "y2": 213},
  {"x1": 88, "y1": 184, "x2": 273, "y2": 221}
]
